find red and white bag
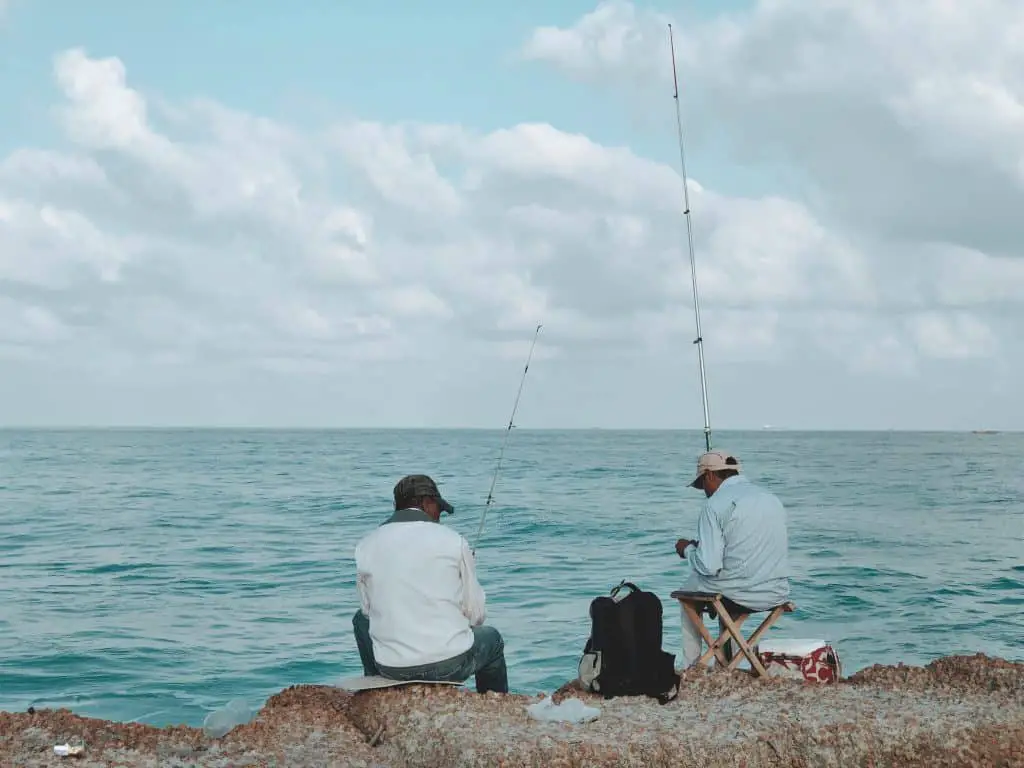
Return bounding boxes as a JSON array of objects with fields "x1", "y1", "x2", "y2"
[{"x1": 756, "y1": 639, "x2": 842, "y2": 683}]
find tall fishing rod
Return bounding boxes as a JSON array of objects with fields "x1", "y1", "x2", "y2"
[
  {"x1": 668, "y1": 23, "x2": 712, "y2": 453},
  {"x1": 472, "y1": 323, "x2": 542, "y2": 554}
]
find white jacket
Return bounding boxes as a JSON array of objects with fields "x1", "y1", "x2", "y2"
[{"x1": 355, "y1": 509, "x2": 487, "y2": 668}]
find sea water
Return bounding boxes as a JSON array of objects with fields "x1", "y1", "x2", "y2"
[{"x1": 0, "y1": 428, "x2": 1021, "y2": 728}]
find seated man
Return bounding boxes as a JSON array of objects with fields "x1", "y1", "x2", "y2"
[
  {"x1": 352, "y1": 473, "x2": 508, "y2": 694},
  {"x1": 674, "y1": 450, "x2": 789, "y2": 667}
]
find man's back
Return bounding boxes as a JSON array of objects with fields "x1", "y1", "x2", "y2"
[
  {"x1": 355, "y1": 516, "x2": 485, "y2": 668},
  {"x1": 689, "y1": 475, "x2": 789, "y2": 611}
]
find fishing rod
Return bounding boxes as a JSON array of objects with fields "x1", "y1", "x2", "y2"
[
  {"x1": 472, "y1": 323, "x2": 543, "y2": 554},
  {"x1": 668, "y1": 23, "x2": 713, "y2": 453}
]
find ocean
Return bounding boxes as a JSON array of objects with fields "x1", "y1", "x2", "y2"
[{"x1": 1, "y1": 428, "x2": 1021, "y2": 728}]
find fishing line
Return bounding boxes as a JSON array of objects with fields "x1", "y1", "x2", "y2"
[
  {"x1": 668, "y1": 23, "x2": 713, "y2": 453},
  {"x1": 472, "y1": 324, "x2": 543, "y2": 554}
]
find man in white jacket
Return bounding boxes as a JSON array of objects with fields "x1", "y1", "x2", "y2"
[{"x1": 352, "y1": 474, "x2": 508, "y2": 693}]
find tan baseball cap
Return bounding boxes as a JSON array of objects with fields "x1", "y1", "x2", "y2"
[{"x1": 689, "y1": 450, "x2": 742, "y2": 488}]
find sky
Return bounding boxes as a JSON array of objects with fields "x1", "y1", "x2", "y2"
[{"x1": 1, "y1": 0, "x2": 1023, "y2": 430}]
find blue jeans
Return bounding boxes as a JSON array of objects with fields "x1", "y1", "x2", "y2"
[{"x1": 352, "y1": 610, "x2": 508, "y2": 694}]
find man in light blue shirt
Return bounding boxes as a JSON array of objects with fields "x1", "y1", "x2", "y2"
[{"x1": 674, "y1": 450, "x2": 790, "y2": 667}]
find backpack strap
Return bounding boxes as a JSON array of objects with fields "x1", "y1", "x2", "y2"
[
  {"x1": 654, "y1": 672, "x2": 681, "y2": 705},
  {"x1": 610, "y1": 580, "x2": 640, "y2": 600}
]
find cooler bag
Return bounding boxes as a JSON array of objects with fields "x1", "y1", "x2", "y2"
[{"x1": 756, "y1": 639, "x2": 842, "y2": 683}]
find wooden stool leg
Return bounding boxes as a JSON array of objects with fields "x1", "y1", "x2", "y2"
[
  {"x1": 717, "y1": 608, "x2": 769, "y2": 676},
  {"x1": 709, "y1": 598, "x2": 752, "y2": 671},
  {"x1": 682, "y1": 603, "x2": 730, "y2": 667},
  {"x1": 717, "y1": 613, "x2": 749, "y2": 666},
  {"x1": 704, "y1": 620, "x2": 740, "y2": 668},
  {"x1": 724, "y1": 607, "x2": 785, "y2": 672},
  {"x1": 742, "y1": 606, "x2": 786, "y2": 652}
]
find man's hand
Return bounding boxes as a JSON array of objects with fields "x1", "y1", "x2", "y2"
[{"x1": 675, "y1": 538, "x2": 698, "y2": 558}]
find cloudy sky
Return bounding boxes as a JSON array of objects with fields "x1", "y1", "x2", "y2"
[{"x1": 1, "y1": 0, "x2": 1022, "y2": 430}]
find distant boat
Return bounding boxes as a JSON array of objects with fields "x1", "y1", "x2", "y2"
[{"x1": 972, "y1": 429, "x2": 999, "y2": 434}]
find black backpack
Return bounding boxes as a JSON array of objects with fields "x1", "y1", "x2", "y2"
[{"x1": 577, "y1": 581, "x2": 680, "y2": 704}]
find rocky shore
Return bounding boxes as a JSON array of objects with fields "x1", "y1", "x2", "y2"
[{"x1": 2, "y1": 654, "x2": 1022, "y2": 767}]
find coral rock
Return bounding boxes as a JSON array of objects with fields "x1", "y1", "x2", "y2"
[{"x1": 1, "y1": 654, "x2": 1021, "y2": 766}]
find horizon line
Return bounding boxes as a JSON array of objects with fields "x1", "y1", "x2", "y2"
[{"x1": 0, "y1": 425, "x2": 1017, "y2": 433}]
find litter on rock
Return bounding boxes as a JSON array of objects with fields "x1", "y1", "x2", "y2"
[
  {"x1": 203, "y1": 698, "x2": 253, "y2": 738},
  {"x1": 53, "y1": 743, "x2": 85, "y2": 757},
  {"x1": 526, "y1": 695, "x2": 601, "y2": 723}
]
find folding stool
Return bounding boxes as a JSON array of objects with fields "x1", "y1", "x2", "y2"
[{"x1": 670, "y1": 590, "x2": 796, "y2": 678}]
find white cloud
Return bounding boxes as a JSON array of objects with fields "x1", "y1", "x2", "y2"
[
  {"x1": 1, "y1": 16, "x2": 1022, "y2": 428},
  {"x1": 906, "y1": 311, "x2": 998, "y2": 360},
  {"x1": 521, "y1": 1, "x2": 1024, "y2": 255},
  {"x1": 522, "y1": 0, "x2": 671, "y2": 84},
  {"x1": 513, "y1": 0, "x2": 1024, "y2": 423}
]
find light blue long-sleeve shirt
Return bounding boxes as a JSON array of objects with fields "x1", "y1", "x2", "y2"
[{"x1": 684, "y1": 474, "x2": 790, "y2": 612}]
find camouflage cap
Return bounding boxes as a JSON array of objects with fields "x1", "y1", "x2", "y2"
[{"x1": 393, "y1": 474, "x2": 455, "y2": 515}]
